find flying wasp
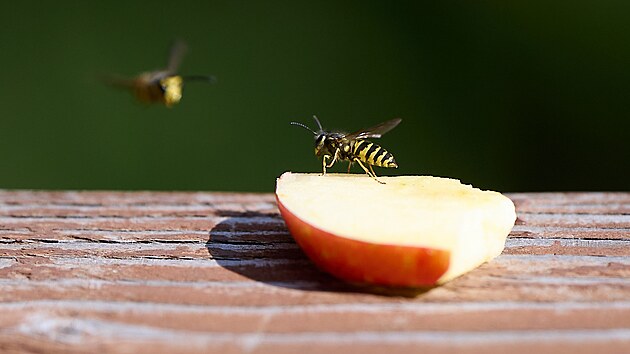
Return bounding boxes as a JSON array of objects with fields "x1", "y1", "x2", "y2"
[
  {"x1": 291, "y1": 116, "x2": 401, "y2": 184},
  {"x1": 103, "y1": 40, "x2": 215, "y2": 107}
]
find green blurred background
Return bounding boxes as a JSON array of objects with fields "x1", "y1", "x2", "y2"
[{"x1": 0, "y1": 1, "x2": 628, "y2": 192}]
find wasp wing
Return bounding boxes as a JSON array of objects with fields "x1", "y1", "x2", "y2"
[
  {"x1": 100, "y1": 73, "x2": 135, "y2": 89},
  {"x1": 166, "y1": 39, "x2": 188, "y2": 74},
  {"x1": 344, "y1": 118, "x2": 402, "y2": 139}
]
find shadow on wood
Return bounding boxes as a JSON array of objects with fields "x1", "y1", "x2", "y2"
[{"x1": 206, "y1": 210, "x2": 435, "y2": 297}]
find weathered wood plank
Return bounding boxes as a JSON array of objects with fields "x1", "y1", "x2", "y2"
[
  {"x1": 1, "y1": 253, "x2": 629, "y2": 304},
  {"x1": 0, "y1": 191, "x2": 629, "y2": 354},
  {"x1": 1, "y1": 327, "x2": 630, "y2": 354}
]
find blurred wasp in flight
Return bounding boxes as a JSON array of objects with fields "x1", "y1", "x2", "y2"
[
  {"x1": 104, "y1": 40, "x2": 215, "y2": 107},
  {"x1": 291, "y1": 116, "x2": 401, "y2": 184}
]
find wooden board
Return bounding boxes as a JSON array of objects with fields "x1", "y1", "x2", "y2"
[{"x1": 0, "y1": 190, "x2": 629, "y2": 354}]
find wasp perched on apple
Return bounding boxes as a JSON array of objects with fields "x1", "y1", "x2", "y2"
[
  {"x1": 282, "y1": 114, "x2": 516, "y2": 287},
  {"x1": 291, "y1": 116, "x2": 401, "y2": 184}
]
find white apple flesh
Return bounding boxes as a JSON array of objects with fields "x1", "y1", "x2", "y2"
[{"x1": 276, "y1": 172, "x2": 516, "y2": 286}]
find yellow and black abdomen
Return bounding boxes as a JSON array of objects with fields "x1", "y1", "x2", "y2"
[{"x1": 350, "y1": 139, "x2": 397, "y2": 168}]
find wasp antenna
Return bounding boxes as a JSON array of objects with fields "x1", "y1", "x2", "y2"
[
  {"x1": 312, "y1": 115, "x2": 324, "y2": 132},
  {"x1": 182, "y1": 75, "x2": 217, "y2": 84},
  {"x1": 290, "y1": 122, "x2": 316, "y2": 135}
]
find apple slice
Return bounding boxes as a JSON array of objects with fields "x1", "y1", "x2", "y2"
[{"x1": 276, "y1": 172, "x2": 516, "y2": 287}]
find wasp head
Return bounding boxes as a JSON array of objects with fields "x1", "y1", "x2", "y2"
[
  {"x1": 314, "y1": 133, "x2": 329, "y2": 157},
  {"x1": 291, "y1": 115, "x2": 337, "y2": 157},
  {"x1": 159, "y1": 75, "x2": 184, "y2": 107}
]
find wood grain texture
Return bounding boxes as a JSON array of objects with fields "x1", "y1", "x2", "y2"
[{"x1": 0, "y1": 190, "x2": 629, "y2": 354}]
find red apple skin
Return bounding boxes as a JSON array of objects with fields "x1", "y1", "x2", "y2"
[{"x1": 277, "y1": 196, "x2": 451, "y2": 287}]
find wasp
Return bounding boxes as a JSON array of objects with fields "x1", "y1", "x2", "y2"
[
  {"x1": 291, "y1": 116, "x2": 401, "y2": 184},
  {"x1": 104, "y1": 40, "x2": 215, "y2": 107}
]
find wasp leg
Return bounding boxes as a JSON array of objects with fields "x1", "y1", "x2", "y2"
[
  {"x1": 369, "y1": 164, "x2": 376, "y2": 176},
  {"x1": 347, "y1": 161, "x2": 353, "y2": 173},
  {"x1": 354, "y1": 159, "x2": 385, "y2": 184},
  {"x1": 326, "y1": 149, "x2": 340, "y2": 168},
  {"x1": 322, "y1": 155, "x2": 330, "y2": 175}
]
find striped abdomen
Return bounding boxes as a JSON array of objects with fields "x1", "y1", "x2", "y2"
[{"x1": 350, "y1": 139, "x2": 397, "y2": 168}]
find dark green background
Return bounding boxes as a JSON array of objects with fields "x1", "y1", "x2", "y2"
[{"x1": 0, "y1": 1, "x2": 628, "y2": 192}]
